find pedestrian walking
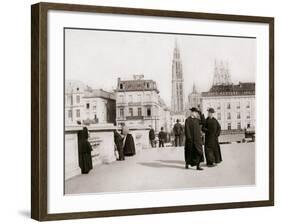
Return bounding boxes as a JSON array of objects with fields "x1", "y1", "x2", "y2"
[
  {"x1": 184, "y1": 107, "x2": 204, "y2": 171},
  {"x1": 149, "y1": 127, "x2": 156, "y2": 148},
  {"x1": 202, "y1": 108, "x2": 222, "y2": 166},
  {"x1": 173, "y1": 119, "x2": 183, "y2": 146},
  {"x1": 158, "y1": 127, "x2": 165, "y2": 148}
]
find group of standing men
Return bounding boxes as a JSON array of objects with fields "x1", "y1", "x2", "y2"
[
  {"x1": 148, "y1": 107, "x2": 222, "y2": 171},
  {"x1": 185, "y1": 107, "x2": 222, "y2": 170},
  {"x1": 149, "y1": 127, "x2": 166, "y2": 148}
]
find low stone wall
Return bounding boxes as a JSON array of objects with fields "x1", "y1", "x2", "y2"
[
  {"x1": 65, "y1": 124, "x2": 151, "y2": 180},
  {"x1": 120, "y1": 125, "x2": 150, "y2": 151},
  {"x1": 88, "y1": 124, "x2": 116, "y2": 164}
]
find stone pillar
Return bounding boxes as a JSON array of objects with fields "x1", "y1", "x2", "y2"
[
  {"x1": 64, "y1": 128, "x2": 81, "y2": 180},
  {"x1": 88, "y1": 123, "x2": 116, "y2": 164}
]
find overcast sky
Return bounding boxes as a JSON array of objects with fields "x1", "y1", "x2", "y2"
[{"x1": 65, "y1": 28, "x2": 256, "y2": 107}]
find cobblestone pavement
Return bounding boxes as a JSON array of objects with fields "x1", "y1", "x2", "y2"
[{"x1": 65, "y1": 143, "x2": 255, "y2": 194}]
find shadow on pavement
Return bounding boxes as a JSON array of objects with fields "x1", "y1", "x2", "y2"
[
  {"x1": 156, "y1": 159, "x2": 185, "y2": 165},
  {"x1": 138, "y1": 162, "x2": 185, "y2": 169}
]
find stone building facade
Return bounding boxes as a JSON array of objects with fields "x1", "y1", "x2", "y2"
[
  {"x1": 115, "y1": 75, "x2": 170, "y2": 132},
  {"x1": 201, "y1": 82, "x2": 255, "y2": 131},
  {"x1": 83, "y1": 89, "x2": 116, "y2": 124},
  {"x1": 65, "y1": 80, "x2": 85, "y2": 125},
  {"x1": 65, "y1": 80, "x2": 116, "y2": 125}
]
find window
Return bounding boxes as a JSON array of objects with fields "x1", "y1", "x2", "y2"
[
  {"x1": 227, "y1": 112, "x2": 231, "y2": 120},
  {"x1": 246, "y1": 111, "x2": 251, "y2": 119},
  {"x1": 138, "y1": 107, "x2": 142, "y2": 116},
  {"x1": 67, "y1": 95, "x2": 73, "y2": 105},
  {"x1": 93, "y1": 105, "x2": 96, "y2": 111},
  {"x1": 237, "y1": 102, "x2": 240, "y2": 109},
  {"x1": 137, "y1": 94, "x2": 141, "y2": 102},
  {"x1": 86, "y1": 103, "x2": 90, "y2": 109},
  {"x1": 147, "y1": 108, "x2": 151, "y2": 117},
  {"x1": 247, "y1": 123, "x2": 251, "y2": 128},
  {"x1": 237, "y1": 112, "x2": 241, "y2": 119},
  {"x1": 146, "y1": 83, "x2": 150, "y2": 88},
  {"x1": 145, "y1": 93, "x2": 151, "y2": 101},
  {"x1": 129, "y1": 95, "x2": 133, "y2": 102},
  {"x1": 217, "y1": 112, "x2": 221, "y2": 120},
  {"x1": 68, "y1": 110, "x2": 72, "y2": 119},
  {"x1": 129, "y1": 108, "x2": 133, "y2": 117},
  {"x1": 217, "y1": 103, "x2": 221, "y2": 110},
  {"x1": 227, "y1": 123, "x2": 231, "y2": 130},
  {"x1": 76, "y1": 95, "x2": 80, "y2": 104},
  {"x1": 227, "y1": 103, "x2": 231, "y2": 109},
  {"x1": 119, "y1": 95, "x2": 124, "y2": 103},
  {"x1": 246, "y1": 101, "x2": 250, "y2": 109},
  {"x1": 120, "y1": 83, "x2": 123, "y2": 89},
  {"x1": 237, "y1": 122, "x2": 241, "y2": 130},
  {"x1": 120, "y1": 108, "x2": 124, "y2": 118},
  {"x1": 76, "y1": 109, "x2": 80, "y2": 118}
]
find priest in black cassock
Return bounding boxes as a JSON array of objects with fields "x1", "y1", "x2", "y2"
[
  {"x1": 77, "y1": 125, "x2": 93, "y2": 174},
  {"x1": 202, "y1": 108, "x2": 222, "y2": 166},
  {"x1": 184, "y1": 107, "x2": 204, "y2": 170}
]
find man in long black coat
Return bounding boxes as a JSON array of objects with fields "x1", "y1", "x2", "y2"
[
  {"x1": 184, "y1": 107, "x2": 204, "y2": 170},
  {"x1": 202, "y1": 108, "x2": 222, "y2": 166},
  {"x1": 149, "y1": 127, "x2": 155, "y2": 148},
  {"x1": 173, "y1": 119, "x2": 183, "y2": 146},
  {"x1": 158, "y1": 127, "x2": 165, "y2": 148},
  {"x1": 77, "y1": 126, "x2": 93, "y2": 174}
]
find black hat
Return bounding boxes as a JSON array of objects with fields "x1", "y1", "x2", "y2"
[
  {"x1": 190, "y1": 107, "x2": 200, "y2": 113},
  {"x1": 207, "y1": 108, "x2": 215, "y2": 113}
]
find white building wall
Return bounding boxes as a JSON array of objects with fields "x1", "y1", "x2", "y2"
[
  {"x1": 116, "y1": 90, "x2": 170, "y2": 132},
  {"x1": 201, "y1": 95, "x2": 255, "y2": 130}
]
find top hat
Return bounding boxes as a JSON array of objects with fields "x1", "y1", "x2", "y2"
[
  {"x1": 207, "y1": 108, "x2": 215, "y2": 113},
  {"x1": 190, "y1": 107, "x2": 200, "y2": 113}
]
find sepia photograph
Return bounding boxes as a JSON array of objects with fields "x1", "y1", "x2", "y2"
[{"x1": 64, "y1": 28, "x2": 256, "y2": 195}]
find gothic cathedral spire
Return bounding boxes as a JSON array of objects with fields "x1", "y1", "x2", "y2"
[{"x1": 171, "y1": 40, "x2": 185, "y2": 113}]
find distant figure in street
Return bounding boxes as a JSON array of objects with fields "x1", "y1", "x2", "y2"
[
  {"x1": 184, "y1": 107, "x2": 204, "y2": 171},
  {"x1": 114, "y1": 129, "x2": 125, "y2": 161},
  {"x1": 202, "y1": 108, "x2": 222, "y2": 166},
  {"x1": 94, "y1": 114, "x2": 99, "y2": 124},
  {"x1": 158, "y1": 127, "x2": 165, "y2": 148},
  {"x1": 149, "y1": 127, "x2": 156, "y2": 148},
  {"x1": 122, "y1": 125, "x2": 136, "y2": 156},
  {"x1": 173, "y1": 119, "x2": 183, "y2": 147},
  {"x1": 77, "y1": 125, "x2": 93, "y2": 174}
]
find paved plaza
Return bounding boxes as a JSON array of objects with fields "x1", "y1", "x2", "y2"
[{"x1": 65, "y1": 143, "x2": 255, "y2": 195}]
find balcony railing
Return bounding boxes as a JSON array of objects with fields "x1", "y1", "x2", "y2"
[{"x1": 126, "y1": 115, "x2": 144, "y2": 120}]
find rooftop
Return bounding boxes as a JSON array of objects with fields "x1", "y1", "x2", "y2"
[
  {"x1": 202, "y1": 82, "x2": 255, "y2": 97},
  {"x1": 116, "y1": 76, "x2": 159, "y2": 93},
  {"x1": 83, "y1": 89, "x2": 116, "y2": 100}
]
